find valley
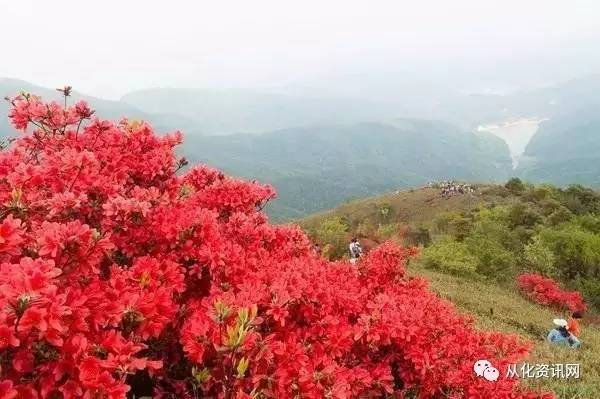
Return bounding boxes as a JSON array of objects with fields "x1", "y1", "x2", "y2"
[
  {"x1": 2, "y1": 76, "x2": 600, "y2": 221},
  {"x1": 478, "y1": 117, "x2": 545, "y2": 168}
]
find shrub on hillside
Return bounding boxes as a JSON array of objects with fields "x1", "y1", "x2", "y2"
[
  {"x1": 465, "y1": 211, "x2": 520, "y2": 279},
  {"x1": 538, "y1": 198, "x2": 562, "y2": 217},
  {"x1": 505, "y1": 177, "x2": 525, "y2": 194},
  {"x1": 487, "y1": 208, "x2": 528, "y2": 249},
  {"x1": 375, "y1": 202, "x2": 393, "y2": 223},
  {"x1": 421, "y1": 239, "x2": 477, "y2": 276},
  {"x1": 376, "y1": 223, "x2": 398, "y2": 241},
  {"x1": 355, "y1": 220, "x2": 377, "y2": 240},
  {"x1": 523, "y1": 236, "x2": 557, "y2": 276},
  {"x1": 401, "y1": 225, "x2": 431, "y2": 247},
  {"x1": 480, "y1": 184, "x2": 511, "y2": 198},
  {"x1": 433, "y1": 211, "x2": 458, "y2": 234},
  {"x1": 562, "y1": 185, "x2": 600, "y2": 215},
  {"x1": 546, "y1": 206, "x2": 573, "y2": 226},
  {"x1": 523, "y1": 185, "x2": 555, "y2": 202},
  {"x1": 467, "y1": 236, "x2": 516, "y2": 280},
  {"x1": 0, "y1": 92, "x2": 554, "y2": 398},
  {"x1": 574, "y1": 214, "x2": 600, "y2": 234},
  {"x1": 517, "y1": 274, "x2": 587, "y2": 313},
  {"x1": 448, "y1": 214, "x2": 473, "y2": 241},
  {"x1": 506, "y1": 203, "x2": 541, "y2": 229},
  {"x1": 538, "y1": 224, "x2": 600, "y2": 279},
  {"x1": 573, "y1": 277, "x2": 600, "y2": 311},
  {"x1": 315, "y1": 216, "x2": 348, "y2": 259}
]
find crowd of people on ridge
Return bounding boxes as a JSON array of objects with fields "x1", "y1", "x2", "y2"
[{"x1": 427, "y1": 180, "x2": 475, "y2": 197}]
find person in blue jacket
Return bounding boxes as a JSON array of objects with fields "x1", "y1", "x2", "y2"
[{"x1": 547, "y1": 318, "x2": 581, "y2": 348}]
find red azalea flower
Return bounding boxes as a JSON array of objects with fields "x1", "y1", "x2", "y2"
[{"x1": 0, "y1": 94, "x2": 554, "y2": 399}]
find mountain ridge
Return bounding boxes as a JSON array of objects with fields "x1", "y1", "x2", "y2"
[{"x1": 2, "y1": 77, "x2": 600, "y2": 220}]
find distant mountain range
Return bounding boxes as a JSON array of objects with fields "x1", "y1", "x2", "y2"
[
  {"x1": 0, "y1": 78, "x2": 200, "y2": 138},
  {"x1": 1, "y1": 76, "x2": 599, "y2": 220},
  {"x1": 121, "y1": 88, "x2": 401, "y2": 135},
  {"x1": 182, "y1": 121, "x2": 511, "y2": 219},
  {"x1": 517, "y1": 107, "x2": 600, "y2": 186},
  {"x1": 119, "y1": 76, "x2": 600, "y2": 134}
]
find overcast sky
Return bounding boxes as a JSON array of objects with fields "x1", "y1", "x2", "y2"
[{"x1": 1, "y1": 0, "x2": 599, "y2": 99}]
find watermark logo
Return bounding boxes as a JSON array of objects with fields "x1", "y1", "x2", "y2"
[
  {"x1": 506, "y1": 363, "x2": 580, "y2": 379},
  {"x1": 473, "y1": 359, "x2": 500, "y2": 382},
  {"x1": 474, "y1": 360, "x2": 581, "y2": 382}
]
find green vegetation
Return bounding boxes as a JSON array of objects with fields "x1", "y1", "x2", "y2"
[
  {"x1": 411, "y1": 267, "x2": 600, "y2": 398},
  {"x1": 304, "y1": 179, "x2": 600, "y2": 310},
  {"x1": 182, "y1": 122, "x2": 511, "y2": 220},
  {"x1": 313, "y1": 216, "x2": 348, "y2": 259},
  {"x1": 302, "y1": 180, "x2": 600, "y2": 305},
  {"x1": 425, "y1": 182, "x2": 600, "y2": 308},
  {"x1": 518, "y1": 109, "x2": 600, "y2": 187},
  {"x1": 420, "y1": 238, "x2": 477, "y2": 276},
  {"x1": 302, "y1": 181, "x2": 600, "y2": 397},
  {"x1": 301, "y1": 182, "x2": 513, "y2": 257},
  {"x1": 6, "y1": 77, "x2": 600, "y2": 223}
]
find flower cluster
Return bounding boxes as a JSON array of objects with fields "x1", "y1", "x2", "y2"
[
  {"x1": 517, "y1": 273, "x2": 587, "y2": 314},
  {"x1": 0, "y1": 93, "x2": 554, "y2": 398}
]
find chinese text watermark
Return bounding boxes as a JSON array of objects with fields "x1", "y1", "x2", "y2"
[
  {"x1": 474, "y1": 360, "x2": 581, "y2": 382},
  {"x1": 506, "y1": 363, "x2": 580, "y2": 379}
]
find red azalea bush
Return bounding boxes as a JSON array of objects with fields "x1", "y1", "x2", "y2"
[
  {"x1": 517, "y1": 273, "x2": 587, "y2": 313},
  {"x1": 0, "y1": 91, "x2": 554, "y2": 399}
]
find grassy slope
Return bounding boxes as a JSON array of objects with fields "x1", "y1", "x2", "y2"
[
  {"x1": 300, "y1": 186, "x2": 600, "y2": 398},
  {"x1": 411, "y1": 267, "x2": 600, "y2": 398},
  {"x1": 299, "y1": 185, "x2": 514, "y2": 231}
]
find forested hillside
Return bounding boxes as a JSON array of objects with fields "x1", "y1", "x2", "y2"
[
  {"x1": 302, "y1": 179, "x2": 600, "y2": 310},
  {"x1": 518, "y1": 108, "x2": 600, "y2": 186},
  {"x1": 184, "y1": 121, "x2": 512, "y2": 219},
  {"x1": 301, "y1": 180, "x2": 600, "y2": 396},
  {"x1": 4, "y1": 77, "x2": 600, "y2": 220}
]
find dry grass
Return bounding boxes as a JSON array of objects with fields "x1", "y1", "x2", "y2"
[
  {"x1": 299, "y1": 185, "x2": 516, "y2": 232},
  {"x1": 410, "y1": 266, "x2": 600, "y2": 398}
]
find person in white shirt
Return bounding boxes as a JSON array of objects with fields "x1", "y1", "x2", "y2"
[{"x1": 349, "y1": 238, "x2": 363, "y2": 263}]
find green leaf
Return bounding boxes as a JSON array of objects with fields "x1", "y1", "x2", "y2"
[{"x1": 236, "y1": 357, "x2": 249, "y2": 378}]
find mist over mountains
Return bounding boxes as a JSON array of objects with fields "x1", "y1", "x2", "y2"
[
  {"x1": 1, "y1": 76, "x2": 599, "y2": 219},
  {"x1": 182, "y1": 121, "x2": 511, "y2": 218},
  {"x1": 121, "y1": 88, "x2": 401, "y2": 135}
]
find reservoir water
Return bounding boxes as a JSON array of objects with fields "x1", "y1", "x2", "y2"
[{"x1": 478, "y1": 118, "x2": 544, "y2": 169}]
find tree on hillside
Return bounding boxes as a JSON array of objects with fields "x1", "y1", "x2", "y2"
[
  {"x1": 538, "y1": 223, "x2": 600, "y2": 279},
  {"x1": 0, "y1": 92, "x2": 553, "y2": 398},
  {"x1": 314, "y1": 216, "x2": 348, "y2": 259},
  {"x1": 504, "y1": 177, "x2": 525, "y2": 194}
]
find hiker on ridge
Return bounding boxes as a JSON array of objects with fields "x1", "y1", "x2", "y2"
[
  {"x1": 313, "y1": 243, "x2": 322, "y2": 256},
  {"x1": 349, "y1": 238, "x2": 363, "y2": 264}
]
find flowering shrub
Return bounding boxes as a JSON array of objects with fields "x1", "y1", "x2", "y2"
[
  {"x1": 0, "y1": 91, "x2": 554, "y2": 398},
  {"x1": 517, "y1": 273, "x2": 587, "y2": 313}
]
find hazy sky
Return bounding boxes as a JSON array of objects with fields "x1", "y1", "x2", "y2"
[{"x1": 1, "y1": 0, "x2": 599, "y2": 99}]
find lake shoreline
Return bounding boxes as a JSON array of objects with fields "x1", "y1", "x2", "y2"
[{"x1": 477, "y1": 117, "x2": 547, "y2": 169}]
